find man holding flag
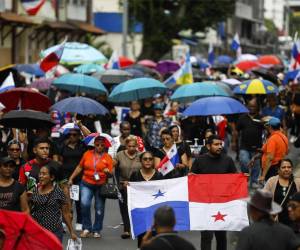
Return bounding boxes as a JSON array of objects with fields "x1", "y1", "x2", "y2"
[{"x1": 191, "y1": 134, "x2": 237, "y2": 250}]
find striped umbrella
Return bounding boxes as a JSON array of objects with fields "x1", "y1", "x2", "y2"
[
  {"x1": 233, "y1": 79, "x2": 278, "y2": 95},
  {"x1": 83, "y1": 132, "x2": 114, "y2": 148}
]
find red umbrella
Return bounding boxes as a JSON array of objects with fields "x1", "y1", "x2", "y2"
[
  {"x1": 137, "y1": 59, "x2": 157, "y2": 68},
  {"x1": 0, "y1": 88, "x2": 51, "y2": 112},
  {"x1": 0, "y1": 210, "x2": 62, "y2": 250},
  {"x1": 119, "y1": 56, "x2": 135, "y2": 68},
  {"x1": 258, "y1": 55, "x2": 282, "y2": 65},
  {"x1": 236, "y1": 61, "x2": 260, "y2": 71}
]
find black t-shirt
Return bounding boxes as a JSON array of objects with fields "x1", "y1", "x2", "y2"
[
  {"x1": 0, "y1": 180, "x2": 25, "y2": 211},
  {"x1": 141, "y1": 234, "x2": 196, "y2": 250},
  {"x1": 191, "y1": 153, "x2": 237, "y2": 174},
  {"x1": 59, "y1": 142, "x2": 87, "y2": 179},
  {"x1": 176, "y1": 141, "x2": 192, "y2": 158},
  {"x1": 130, "y1": 170, "x2": 162, "y2": 182},
  {"x1": 124, "y1": 113, "x2": 143, "y2": 137},
  {"x1": 237, "y1": 114, "x2": 264, "y2": 151}
]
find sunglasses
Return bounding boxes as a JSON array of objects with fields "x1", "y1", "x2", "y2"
[
  {"x1": 8, "y1": 148, "x2": 20, "y2": 152},
  {"x1": 288, "y1": 203, "x2": 300, "y2": 210},
  {"x1": 142, "y1": 157, "x2": 153, "y2": 161}
]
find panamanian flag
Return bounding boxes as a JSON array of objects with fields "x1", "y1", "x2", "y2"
[
  {"x1": 231, "y1": 33, "x2": 242, "y2": 59},
  {"x1": 156, "y1": 144, "x2": 179, "y2": 176},
  {"x1": 0, "y1": 72, "x2": 15, "y2": 93},
  {"x1": 128, "y1": 173, "x2": 249, "y2": 238},
  {"x1": 21, "y1": 0, "x2": 46, "y2": 15},
  {"x1": 106, "y1": 51, "x2": 120, "y2": 70}
]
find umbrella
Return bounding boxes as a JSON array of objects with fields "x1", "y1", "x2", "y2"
[
  {"x1": 83, "y1": 132, "x2": 114, "y2": 147},
  {"x1": 108, "y1": 78, "x2": 167, "y2": 102},
  {"x1": 258, "y1": 55, "x2": 282, "y2": 65},
  {"x1": 0, "y1": 65, "x2": 25, "y2": 87},
  {"x1": 119, "y1": 56, "x2": 135, "y2": 68},
  {"x1": 170, "y1": 82, "x2": 229, "y2": 103},
  {"x1": 14, "y1": 64, "x2": 45, "y2": 77},
  {"x1": 137, "y1": 60, "x2": 157, "y2": 68},
  {"x1": 94, "y1": 69, "x2": 133, "y2": 84},
  {"x1": 123, "y1": 68, "x2": 144, "y2": 78},
  {"x1": 0, "y1": 209, "x2": 62, "y2": 250},
  {"x1": 236, "y1": 61, "x2": 260, "y2": 71},
  {"x1": 0, "y1": 88, "x2": 51, "y2": 112},
  {"x1": 74, "y1": 64, "x2": 105, "y2": 74},
  {"x1": 29, "y1": 78, "x2": 54, "y2": 91},
  {"x1": 0, "y1": 110, "x2": 55, "y2": 129},
  {"x1": 236, "y1": 54, "x2": 258, "y2": 62},
  {"x1": 58, "y1": 122, "x2": 80, "y2": 135},
  {"x1": 251, "y1": 68, "x2": 278, "y2": 84},
  {"x1": 53, "y1": 73, "x2": 107, "y2": 95},
  {"x1": 222, "y1": 78, "x2": 242, "y2": 86},
  {"x1": 54, "y1": 65, "x2": 69, "y2": 76},
  {"x1": 183, "y1": 96, "x2": 249, "y2": 116},
  {"x1": 209, "y1": 81, "x2": 234, "y2": 96},
  {"x1": 50, "y1": 96, "x2": 109, "y2": 115},
  {"x1": 126, "y1": 65, "x2": 161, "y2": 79},
  {"x1": 156, "y1": 60, "x2": 180, "y2": 75},
  {"x1": 216, "y1": 55, "x2": 234, "y2": 65},
  {"x1": 40, "y1": 42, "x2": 107, "y2": 65},
  {"x1": 233, "y1": 79, "x2": 278, "y2": 95}
]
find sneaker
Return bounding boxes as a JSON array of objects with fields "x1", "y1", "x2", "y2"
[
  {"x1": 80, "y1": 230, "x2": 91, "y2": 238},
  {"x1": 75, "y1": 223, "x2": 82, "y2": 231},
  {"x1": 93, "y1": 232, "x2": 101, "y2": 238},
  {"x1": 121, "y1": 232, "x2": 130, "y2": 239}
]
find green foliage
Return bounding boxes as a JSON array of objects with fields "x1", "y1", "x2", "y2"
[
  {"x1": 85, "y1": 34, "x2": 113, "y2": 58},
  {"x1": 128, "y1": 0, "x2": 236, "y2": 60},
  {"x1": 264, "y1": 18, "x2": 278, "y2": 34}
]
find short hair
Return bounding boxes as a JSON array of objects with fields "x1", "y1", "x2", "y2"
[
  {"x1": 280, "y1": 158, "x2": 294, "y2": 168},
  {"x1": 139, "y1": 151, "x2": 153, "y2": 161},
  {"x1": 207, "y1": 134, "x2": 222, "y2": 145},
  {"x1": 33, "y1": 137, "x2": 50, "y2": 147},
  {"x1": 160, "y1": 129, "x2": 172, "y2": 137},
  {"x1": 120, "y1": 121, "x2": 131, "y2": 129},
  {"x1": 125, "y1": 135, "x2": 137, "y2": 145},
  {"x1": 7, "y1": 139, "x2": 21, "y2": 148},
  {"x1": 154, "y1": 206, "x2": 176, "y2": 228}
]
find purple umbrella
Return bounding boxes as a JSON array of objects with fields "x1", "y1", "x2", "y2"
[
  {"x1": 30, "y1": 78, "x2": 54, "y2": 91},
  {"x1": 156, "y1": 60, "x2": 180, "y2": 76}
]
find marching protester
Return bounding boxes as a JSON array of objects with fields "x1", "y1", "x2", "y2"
[
  {"x1": 0, "y1": 156, "x2": 29, "y2": 212},
  {"x1": 6, "y1": 139, "x2": 25, "y2": 181},
  {"x1": 236, "y1": 189, "x2": 300, "y2": 250},
  {"x1": 124, "y1": 101, "x2": 143, "y2": 137},
  {"x1": 113, "y1": 135, "x2": 142, "y2": 239},
  {"x1": 68, "y1": 135, "x2": 113, "y2": 238},
  {"x1": 288, "y1": 192, "x2": 300, "y2": 237},
  {"x1": 264, "y1": 158, "x2": 300, "y2": 226},
  {"x1": 109, "y1": 121, "x2": 131, "y2": 158},
  {"x1": 191, "y1": 134, "x2": 237, "y2": 250},
  {"x1": 141, "y1": 206, "x2": 196, "y2": 250},
  {"x1": 31, "y1": 161, "x2": 77, "y2": 242}
]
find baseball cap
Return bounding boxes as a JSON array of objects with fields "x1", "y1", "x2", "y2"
[
  {"x1": 265, "y1": 117, "x2": 281, "y2": 127},
  {"x1": 0, "y1": 156, "x2": 16, "y2": 165}
]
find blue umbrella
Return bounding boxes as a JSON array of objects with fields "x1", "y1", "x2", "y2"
[
  {"x1": 170, "y1": 82, "x2": 228, "y2": 103},
  {"x1": 183, "y1": 96, "x2": 249, "y2": 116},
  {"x1": 50, "y1": 96, "x2": 108, "y2": 115},
  {"x1": 74, "y1": 64, "x2": 105, "y2": 74},
  {"x1": 109, "y1": 77, "x2": 167, "y2": 102},
  {"x1": 14, "y1": 64, "x2": 45, "y2": 77},
  {"x1": 233, "y1": 79, "x2": 278, "y2": 95},
  {"x1": 40, "y1": 42, "x2": 107, "y2": 65},
  {"x1": 53, "y1": 73, "x2": 107, "y2": 95},
  {"x1": 216, "y1": 55, "x2": 234, "y2": 65}
]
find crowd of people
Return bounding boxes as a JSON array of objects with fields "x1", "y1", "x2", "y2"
[{"x1": 2, "y1": 64, "x2": 300, "y2": 250}]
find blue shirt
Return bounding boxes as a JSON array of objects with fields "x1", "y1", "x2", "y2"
[{"x1": 261, "y1": 106, "x2": 285, "y2": 121}]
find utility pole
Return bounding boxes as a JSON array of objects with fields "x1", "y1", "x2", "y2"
[
  {"x1": 285, "y1": 0, "x2": 290, "y2": 36},
  {"x1": 122, "y1": 0, "x2": 128, "y2": 57}
]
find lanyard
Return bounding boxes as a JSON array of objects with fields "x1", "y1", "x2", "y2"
[{"x1": 93, "y1": 150, "x2": 104, "y2": 173}]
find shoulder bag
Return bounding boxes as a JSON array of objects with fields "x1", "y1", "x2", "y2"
[{"x1": 100, "y1": 174, "x2": 123, "y2": 202}]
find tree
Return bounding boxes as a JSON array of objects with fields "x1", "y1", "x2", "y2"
[{"x1": 128, "y1": 0, "x2": 236, "y2": 60}]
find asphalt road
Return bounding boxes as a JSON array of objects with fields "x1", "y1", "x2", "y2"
[{"x1": 62, "y1": 142, "x2": 300, "y2": 250}]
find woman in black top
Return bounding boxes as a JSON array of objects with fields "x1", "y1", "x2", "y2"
[
  {"x1": 6, "y1": 139, "x2": 25, "y2": 181},
  {"x1": 58, "y1": 128, "x2": 87, "y2": 230},
  {"x1": 130, "y1": 151, "x2": 162, "y2": 247},
  {"x1": 124, "y1": 101, "x2": 143, "y2": 137},
  {"x1": 0, "y1": 157, "x2": 29, "y2": 212},
  {"x1": 154, "y1": 129, "x2": 188, "y2": 179},
  {"x1": 31, "y1": 161, "x2": 77, "y2": 242}
]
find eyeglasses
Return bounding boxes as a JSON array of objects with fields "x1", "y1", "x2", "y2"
[
  {"x1": 142, "y1": 157, "x2": 153, "y2": 161},
  {"x1": 8, "y1": 148, "x2": 20, "y2": 152},
  {"x1": 288, "y1": 203, "x2": 300, "y2": 210}
]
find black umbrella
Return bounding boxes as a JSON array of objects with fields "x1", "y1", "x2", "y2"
[
  {"x1": 251, "y1": 68, "x2": 279, "y2": 85},
  {"x1": 92, "y1": 69, "x2": 133, "y2": 85},
  {"x1": 0, "y1": 110, "x2": 55, "y2": 129}
]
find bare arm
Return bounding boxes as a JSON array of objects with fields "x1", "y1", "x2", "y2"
[
  {"x1": 62, "y1": 203, "x2": 77, "y2": 240},
  {"x1": 154, "y1": 157, "x2": 161, "y2": 168},
  {"x1": 20, "y1": 191, "x2": 30, "y2": 214},
  {"x1": 259, "y1": 153, "x2": 274, "y2": 182},
  {"x1": 68, "y1": 165, "x2": 83, "y2": 185}
]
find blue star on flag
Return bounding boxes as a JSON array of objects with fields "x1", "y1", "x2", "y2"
[{"x1": 152, "y1": 189, "x2": 165, "y2": 199}]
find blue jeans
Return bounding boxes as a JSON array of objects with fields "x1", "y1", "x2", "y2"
[
  {"x1": 80, "y1": 181, "x2": 105, "y2": 233},
  {"x1": 239, "y1": 149, "x2": 260, "y2": 185}
]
